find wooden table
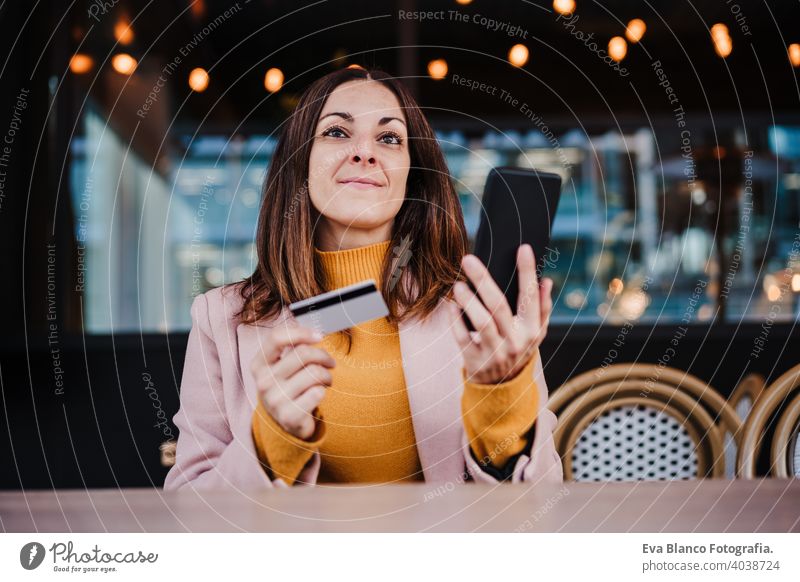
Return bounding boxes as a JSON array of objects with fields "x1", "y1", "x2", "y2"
[{"x1": 2, "y1": 479, "x2": 798, "y2": 532}]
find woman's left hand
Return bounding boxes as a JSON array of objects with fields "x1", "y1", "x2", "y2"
[{"x1": 447, "y1": 244, "x2": 553, "y2": 384}]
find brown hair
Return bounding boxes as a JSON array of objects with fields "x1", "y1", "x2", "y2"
[{"x1": 237, "y1": 67, "x2": 467, "y2": 333}]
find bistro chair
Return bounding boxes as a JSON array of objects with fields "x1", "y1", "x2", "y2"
[
  {"x1": 737, "y1": 364, "x2": 800, "y2": 478},
  {"x1": 729, "y1": 372, "x2": 767, "y2": 423},
  {"x1": 722, "y1": 372, "x2": 767, "y2": 475},
  {"x1": 548, "y1": 363, "x2": 742, "y2": 481}
]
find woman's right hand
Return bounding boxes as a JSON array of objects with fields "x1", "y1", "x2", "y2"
[{"x1": 250, "y1": 325, "x2": 335, "y2": 440}]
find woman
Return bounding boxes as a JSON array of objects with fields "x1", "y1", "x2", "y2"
[{"x1": 164, "y1": 67, "x2": 563, "y2": 491}]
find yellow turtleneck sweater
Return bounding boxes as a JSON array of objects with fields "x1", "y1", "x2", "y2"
[{"x1": 251, "y1": 239, "x2": 539, "y2": 485}]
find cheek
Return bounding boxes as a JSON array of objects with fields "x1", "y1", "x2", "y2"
[
  {"x1": 307, "y1": 147, "x2": 339, "y2": 202},
  {"x1": 387, "y1": 154, "x2": 411, "y2": 194}
]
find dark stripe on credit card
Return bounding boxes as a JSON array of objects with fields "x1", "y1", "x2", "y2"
[{"x1": 289, "y1": 282, "x2": 377, "y2": 316}]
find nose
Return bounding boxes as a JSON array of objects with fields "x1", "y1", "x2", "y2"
[{"x1": 349, "y1": 140, "x2": 376, "y2": 165}]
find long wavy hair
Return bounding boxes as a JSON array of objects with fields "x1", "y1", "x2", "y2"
[{"x1": 237, "y1": 67, "x2": 467, "y2": 338}]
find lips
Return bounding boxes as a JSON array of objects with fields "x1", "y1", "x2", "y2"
[{"x1": 338, "y1": 177, "x2": 384, "y2": 187}]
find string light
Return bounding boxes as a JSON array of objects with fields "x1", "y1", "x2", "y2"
[
  {"x1": 190, "y1": 0, "x2": 206, "y2": 19},
  {"x1": 508, "y1": 44, "x2": 529, "y2": 67},
  {"x1": 789, "y1": 44, "x2": 800, "y2": 67},
  {"x1": 427, "y1": 59, "x2": 448, "y2": 80},
  {"x1": 188, "y1": 68, "x2": 209, "y2": 92},
  {"x1": 111, "y1": 53, "x2": 137, "y2": 75},
  {"x1": 711, "y1": 23, "x2": 732, "y2": 58},
  {"x1": 264, "y1": 68, "x2": 284, "y2": 92},
  {"x1": 69, "y1": 53, "x2": 93, "y2": 74},
  {"x1": 710, "y1": 23, "x2": 729, "y2": 39},
  {"x1": 114, "y1": 20, "x2": 134, "y2": 45},
  {"x1": 553, "y1": 0, "x2": 575, "y2": 16},
  {"x1": 608, "y1": 36, "x2": 627, "y2": 62},
  {"x1": 625, "y1": 19, "x2": 646, "y2": 43}
]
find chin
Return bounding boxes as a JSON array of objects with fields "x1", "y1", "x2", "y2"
[
  {"x1": 332, "y1": 212, "x2": 393, "y2": 231},
  {"x1": 329, "y1": 199, "x2": 400, "y2": 226}
]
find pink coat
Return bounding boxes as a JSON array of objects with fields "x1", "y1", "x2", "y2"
[{"x1": 164, "y1": 284, "x2": 563, "y2": 491}]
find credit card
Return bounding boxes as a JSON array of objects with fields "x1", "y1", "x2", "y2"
[{"x1": 288, "y1": 279, "x2": 389, "y2": 336}]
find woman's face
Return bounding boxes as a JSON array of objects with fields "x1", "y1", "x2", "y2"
[{"x1": 308, "y1": 80, "x2": 410, "y2": 245}]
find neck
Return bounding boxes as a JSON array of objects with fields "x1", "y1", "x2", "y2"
[
  {"x1": 315, "y1": 220, "x2": 394, "y2": 251},
  {"x1": 314, "y1": 239, "x2": 391, "y2": 290}
]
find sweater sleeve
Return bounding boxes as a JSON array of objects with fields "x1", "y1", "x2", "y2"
[
  {"x1": 461, "y1": 350, "x2": 540, "y2": 469},
  {"x1": 251, "y1": 401, "x2": 327, "y2": 486}
]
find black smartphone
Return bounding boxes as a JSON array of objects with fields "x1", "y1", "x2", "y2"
[{"x1": 461, "y1": 167, "x2": 563, "y2": 332}]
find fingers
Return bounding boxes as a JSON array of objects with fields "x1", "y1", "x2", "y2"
[
  {"x1": 537, "y1": 277, "x2": 554, "y2": 343},
  {"x1": 248, "y1": 325, "x2": 332, "y2": 439},
  {"x1": 515, "y1": 244, "x2": 541, "y2": 329},
  {"x1": 293, "y1": 386, "x2": 327, "y2": 417},
  {"x1": 258, "y1": 363, "x2": 332, "y2": 440},
  {"x1": 283, "y1": 364, "x2": 334, "y2": 399},
  {"x1": 255, "y1": 325, "x2": 323, "y2": 367},
  {"x1": 461, "y1": 254, "x2": 515, "y2": 338},
  {"x1": 446, "y1": 299, "x2": 474, "y2": 350},
  {"x1": 452, "y1": 280, "x2": 501, "y2": 346},
  {"x1": 272, "y1": 344, "x2": 335, "y2": 379},
  {"x1": 259, "y1": 362, "x2": 332, "y2": 408},
  {"x1": 449, "y1": 247, "x2": 554, "y2": 385},
  {"x1": 273, "y1": 386, "x2": 326, "y2": 440}
]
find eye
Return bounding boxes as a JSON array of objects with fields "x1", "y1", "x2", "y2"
[
  {"x1": 379, "y1": 131, "x2": 404, "y2": 145},
  {"x1": 321, "y1": 125, "x2": 348, "y2": 139}
]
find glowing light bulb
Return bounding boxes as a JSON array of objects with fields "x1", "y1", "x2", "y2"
[
  {"x1": 710, "y1": 23, "x2": 733, "y2": 58},
  {"x1": 789, "y1": 44, "x2": 800, "y2": 67},
  {"x1": 264, "y1": 68, "x2": 284, "y2": 92},
  {"x1": 508, "y1": 44, "x2": 529, "y2": 67},
  {"x1": 553, "y1": 0, "x2": 575, "y2": 16},
  {"x1": 710, "y1": 23, "x2": 729, "y2": 40},
  {"x1": 114, "y1": 20, "x2": 134, "y2": 45},
  {"x1": 111, "y1": 53, "x2": 137, "y2": 75},
  {"x1": 608, "y1": 36, "x2": 627, "y2": 62},
  {"x1": 713, "y1": 36, "x2": 733, "y2": 58},
  {"x1": 625, "y1": 19, "x2": 646, "y2": 43},
  {"x1": 188, "y1": 68, "x2": 209, "y2": 92},
  {"x1": 69, "y1": 53, "x2": 93, "y2": 74},
  {"x1": 427, "y1": 59, "x2": 448, "y2": 80}
]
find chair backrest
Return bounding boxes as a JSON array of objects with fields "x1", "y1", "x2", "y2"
[
  {"x1": 772, "y1": 396, "x2": 800, "y2": 478},
  {"x1": 549, "y1": 364, "x2": 741, "y2": 481},
  {"x1": 737, "y1": 364, "x2": 800, "y2": 478},
  {"x1": 729, "y1": 373, "x2": 767, "y2": 422}
]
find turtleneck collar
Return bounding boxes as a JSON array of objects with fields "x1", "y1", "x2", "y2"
[{"x1": 314, "y1": 239, "x2": 391, "y2": 291}]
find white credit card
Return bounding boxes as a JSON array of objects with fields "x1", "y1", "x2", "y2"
[{"x1": 288, "y1": 279, "x2": 389, "y2": 336}]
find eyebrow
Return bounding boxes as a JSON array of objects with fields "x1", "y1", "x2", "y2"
[{"x1": 318, "y1": 111, "x2": 406, "y2": 126}]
